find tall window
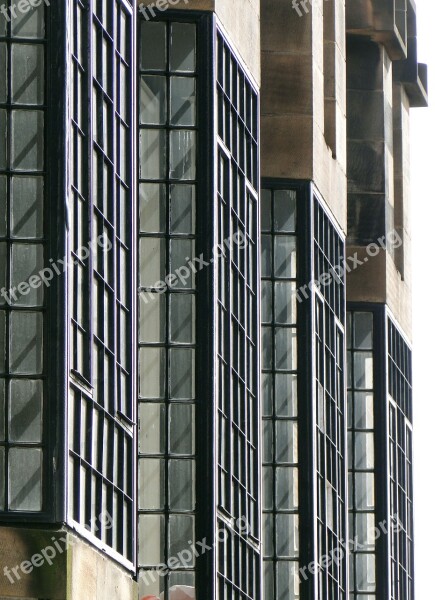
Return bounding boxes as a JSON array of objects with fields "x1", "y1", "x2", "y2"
[
  {"x1": 68, "y1": 0, "x2": 135, "y2": 565},
  {"x1": 261, "y1": 188, "x2": 299, "y2": 600},
  {"x1": 216, "y1": 30, "x2": 261, "y2": 600},
  {"x1": 313, "y1": 199, "x2": 346, "y2": 599},
  {"x1": 0, "y1": 2, "x2": 46, "y2": 514},
  {"x1": 388, "y1": 319, "x2": 413, "y2": 600},
  {"x1": 347, "y1": 311, "x2": 376, "y2": 600},
  {"x1": 137, "y1": 19, "x2": 198, "y2": 598}
]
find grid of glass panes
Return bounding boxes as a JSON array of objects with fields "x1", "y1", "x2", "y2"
[
  {"x1": 347, "y1": 311, "x2": 376, "y2": 600},
  {"x1": 314, "y1": 199, "x2": 346, "y2": 599},
  {"x1": 0, "y1": 2, "x2": 46, "y2": 513},
  {"x1": 70, "y1": 0, "x2": 90, "y2": 378},
  {"x1": 68, "y1": 0, "x2": 134, "y2": 564},
  {"x1": 388, "y1": 320, "x2": 413, "y2": 600},
  {"x1": 216, "y1": 30, "x2": 260, "y2": 600},
  {"x1": 138, "y1": 20, "x2": 197, "y2": 599},
  {"x1": 261, "y1": 188, "x2": 299, "y2": 600}
]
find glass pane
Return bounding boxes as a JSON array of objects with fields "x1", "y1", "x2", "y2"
[
  {"x1": 138, "y1": 514, "x2": 165, "y2": 565},
  {"x1": 0, "y1": 379, "x2": 4, "y2": 440},
  {"x1": 139, "y1": 129, "x2": 166, "y2": 180},
  {"x1": 170, "y1": 294, "x2": 195, "y2": 344},
  {"x1": 276, "y1": 514, "x2": 299, "y2": 558},
  {"x1": 277, "y1": 562, "x2": 300, "y2": 600},
  {"x1": 10, "y1": 311, "x2": 43, "y2": 374},
  {"x1": 139, "y1": 293, "x2": 165, "y2": 343},
  {"x1": 170, "y1": 184, "x2": 195, "y2": 234},
  {"x1": 9, "y1": 447, "x2": 42, "y2": 511},
  {"x1": 11, "y1": 243, "x2": 44, "y2": 306},
  {"x1": 353, "y1": 312, "x2": 373, "y2": 349},
  {"x1": 170, "y1": 239, "x2": 195, "y2": 289},
  {"x1": 261, "y1": 189, "x2": 272, "y2": 231},
  {"x1": 275, "y1": 374, "x2": 297, "y2": 417},
  {"x1": 139, "y1": 237, "x2": 165, "y2": 287},
  {"x1": 11, "y1": 44, "x2": 44, "y2": 104},
  {"x1": 9, "y1": 379, "x2": 42, "y2": 442},
  {"x1": 170, "y1": 77, "x2": 196, "y2": 126},
  {"x1": 262, "y1": 373, "x2": 273, "y2": 417},
  {"x1": 0, "y1": 44, "x2": 6, "y2": 103},
  {"x1": 138, "y1": 458, "x2": 165, "y2": 510},
  {"x1": 263, "y1": 466, "x2": 273, "y2": 510},
  {"x1": 169, "y1": 404, "x2": 194, "y2": 455},
  {"x1": 275, "y1": 421, "x2": 298, "y2": 464},
  {"x1": 275, "y1": 328, "x2": 297, "y2": 371},
  {"x1": 169, "y1": 348, "x2": 194, "y2": 399},
  {"x1": 262, "y1": 281, "x2": 272, "y2": 324},
  {"x1": 0, "y1": 311, "x2": 5, "y2": 373},
  {"x1": 353, "y1": 352, "x2": 373, "y2": 389},
  {"x1": 169, "y1": 515, "x2": 194, "y2": 565},
  {"x1": 0, "y1": 177, "x2": 5, "y2": 236},
  {"x1": 274, "y1": 190, "x2": 297, "y2": 232},
  {"x1": 275, "y1": 282, "x2": 297, "y2": 324},
  {"x1": 139, "y1": 347, "x2": 165, "y2": 399},
  {"x1": 169, "y1": 459, "x2": 194, "y2": 510},
  {"x1": 11, "y1": 176, "x2": 44, "y2": 238},
  {"x1": 356, "y1": 554, "x2": 376, "y2": 592},
  {"x1": 0, "y1": 243, "x2": 6, "y2": 300},
  {"x1": 140, "y1": 75, "x2": 166, "y2": 125},
  {"x1": 262, "y1": 326, "x2": 272, "y2": 370},
  {"x1": 276, "y1": 466, "x2": 298, "y2": 510},
  {"x1": 138, "y1": 403, "x2": 165, "y2": 455},
  {"x1": 354, "y1": 392, "x2": 374, "y2": 429},
  {"x1": 355, "y1": 473, "x2": 375, "y2": 510},
  {"x1": 138, "y1": 570, "x2": 161, "y2": 599},
  {"x1": 274, "y1": 236, "x2": 297, "y2": 278},
  {"x1": 170, "y1": 130, "x2": 196, "y2": 180},
  {"x1": 140, "y1": 21, "x2": 166, "y2": 71},
  {"x1": 139, "y1": 183, "x2": 166, "y2": 234},
  {"x1": 0, "y1": 109, "x2": 6, "y2": 169},
  {"x1": 170, "y1": 23, "x2": 196, "y2": 73},
  {"x1": 354, "y1": 432, "x2": 375, "y2": 470},
  {"x1": 11, "y1": 110, "x2": 44, "y2": 171},
  {"x1": 355, "y1": 513, "x2": 376, "y2": 550},
  {"x1": 11, "y1": 5, "x2": 45, "y2": 38},
  {"x1": 0, "y1": 447, "x2": 4, "y2": 509}
]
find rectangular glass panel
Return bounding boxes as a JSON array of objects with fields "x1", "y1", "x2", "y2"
[
  {"x1": 11, "y1": 243, "x2": 44, "y2": 306},
  {"x1": 170, "y1": 23, "x2": 196, "y2": 73},
  {"x1": 139, "y1": 347, "x2": 165, "y2": 399},
  {"x1": 274, "y1": 190, "x2": 297, "y2": 232},
  {"x1": 139, "y1": 129, "x2": 166, "y2": 180},
  {"x1": 11, "y1": 44, "x2": 44, "y2": 104},
  {"x1": 170, "y1": 77, "x2": 196, "y2": 126},
  {"x1": 140, "y1": 75, "x2": 166, "y2": 125},
  {"x1": 138, "y1": 514, "x2": 165, "y2": 565},
  {"x1": 275, "y1": 328, "x2": 297, "y2": 371},
  {"x1": 139, "y1": 293, "x2": 166, "y2": 343},
  {"x1": 138, "y1": 403, "x2": 166, "y2": 455},
  {"x1": 139, "y1": 237, "x2": 165, "y2": 287},
  {"x1": 11, "y1": 176, "x2": 44, "y2": 238},
  {"x1": 170, "y1": 294, "x2": 195, "y2": 344},
  {"x1": 169, "y1": 404, "x2": 194, "y2": 455},
  {"x1": 276, "y1": 466, "x2": 298, "y2": 510},
  {"x1": 9, "y1": 379, "x2": 43, "y2": 442},
  {"x1": 168, "y1": 459, "x2": 194, "y2": 510},
  {"x1": 138, "y1": 458, "x2": 165, "y2": 510},
  {"x1": 0, "y1": 109, "x2": 6, "y2": 169},
  {"x1": 169, "y1": 515, "x2": 195, "y2": 564},
  {"x1": 11, "y1": 5, "x2": 45, "y2": 38},
  {"x1": 169, "y1": 130, "x2": 196, "y2": 180},
  {"x1": 9, "y1": 447, "x2": 42, "y2": 511},
  {"x1": 11, "y1": 110, "x2": 44, "y2": 171},
  {"x1": 274, "y1": 236, "x2": 297, "y2": 278},
  {"x1": 276, "y1": 514, "x2": 299, "y2": 558},
  {"x1": 139, "y1": 183, "x2": 166, "y2": 234},
  {"x1": 169, "y1": 348, "x2": 194, "y2": 399},
  {"x1": 140, "y1": 21, "x2": 166, "y2": 71},
  {"x1": 275, "y1": 282, "x2": 297, "y2": 324},
  {"x1": 169, "y1": 184, "x2": 195, "y2": 234},
  {"x1": 10, "y1": 311, "x2": 43, "y2": 374}
]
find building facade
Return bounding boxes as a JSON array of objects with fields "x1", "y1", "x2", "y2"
[{"x1": 0, "y1": 1, "x2": 427, "y2": 599}]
